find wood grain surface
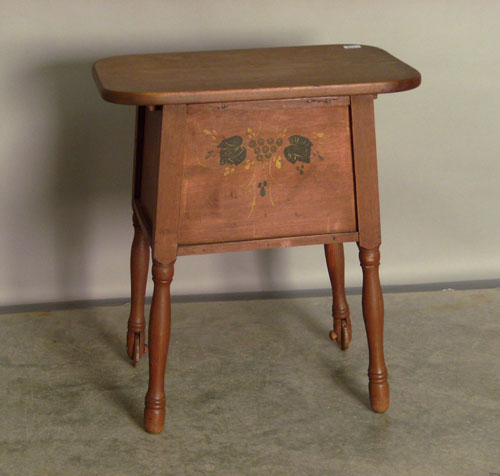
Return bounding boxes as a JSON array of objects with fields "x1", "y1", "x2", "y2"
[
  {"x1": 151, "y1": 105, "x2": 187, "y2": 264},
  {"x1": 350, "y1": 95, "x2": 381, "y2": 249},
  {"x1": 93, "y1": 44, "x2": 421, "y2": 105},
  {"x1": 177, "y1": 98, "x2": 357, "y2": 245},
  {"x1": 177, "y1": 232, "x2": 358, "y2": 256}
]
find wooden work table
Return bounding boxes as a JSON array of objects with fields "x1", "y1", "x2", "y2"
[{"x1": 93, "y1": 44, "x2": 421, "y2": 433}]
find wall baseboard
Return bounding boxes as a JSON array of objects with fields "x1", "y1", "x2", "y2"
[{"x1": 1, "y1": 279, "x2": 499, "y2": 315}]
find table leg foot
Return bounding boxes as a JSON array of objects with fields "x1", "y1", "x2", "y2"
[
  {"x1": 368, "y1": 370, "x2": 390, "y2": 413},
  {"x1": 144, "y1": 398, "x2": 166, "y2": 434},
  {"x1": 143, "y1": 260, "x2": 174, "y2": 434},
  {"x1": 325, "y1": 243, "x2": 352, "y2": 350},
  {"x1": 328, "y1": 318, "x2": 351, "y2": 350},
  {"x1": 127, "y1": 330, "x2": 148, "y2": 367},
  {"x1": 358, "y1": 245, "x2": 389, "y2": 413}
]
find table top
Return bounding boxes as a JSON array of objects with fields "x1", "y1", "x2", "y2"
[{"x1": 93, "y1": 44, "x2": 420, "y2": 105}]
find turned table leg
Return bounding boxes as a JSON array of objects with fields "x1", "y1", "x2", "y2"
[
  {"x1": 144, "y1": 260, "x2": 175, "y2": 434},
  {"x1": 358, "y1": 245, "x2": 389, "y2": 413},
  {"x1": 324, "y1": 243, "x2": 352, "y2": 350},
  {"x1": 127, "y1": 212, "x2": 150, "y2": 366}
]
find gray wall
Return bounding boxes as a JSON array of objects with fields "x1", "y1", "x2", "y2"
[{"x1": 1, "y1": 1, "x2": 499, "y2": 306}]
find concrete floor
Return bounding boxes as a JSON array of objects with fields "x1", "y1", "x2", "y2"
[{"x1": 1, "y1": 288, "x2": 499, "y2": 476}]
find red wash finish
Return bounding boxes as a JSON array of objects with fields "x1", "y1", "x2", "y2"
[{"x1": 93, "y1": 44, "x2": 421, "y2": 433}]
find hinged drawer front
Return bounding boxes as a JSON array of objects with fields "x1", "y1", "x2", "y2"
[{"x1": 178, "y1": 98, "x2": 356, "y2": 244}]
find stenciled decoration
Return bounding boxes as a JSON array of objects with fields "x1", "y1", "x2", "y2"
[{"x1": 200, "y1": 127, "x2": 326, "y2": 216}]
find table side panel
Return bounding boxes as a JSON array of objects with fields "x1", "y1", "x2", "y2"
[
  {"x1": 136, "y1": 108, "x2": 162, "y2": 231},
  {"x1": 350, "y1": 95, "x2": 381, "y2": 248},
  {"x1": 153, "y1": 105, "x2": 187, "y2": 263},
  {"x1": 178, "y1": 98, "x2": 357, "y2": 245}
]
